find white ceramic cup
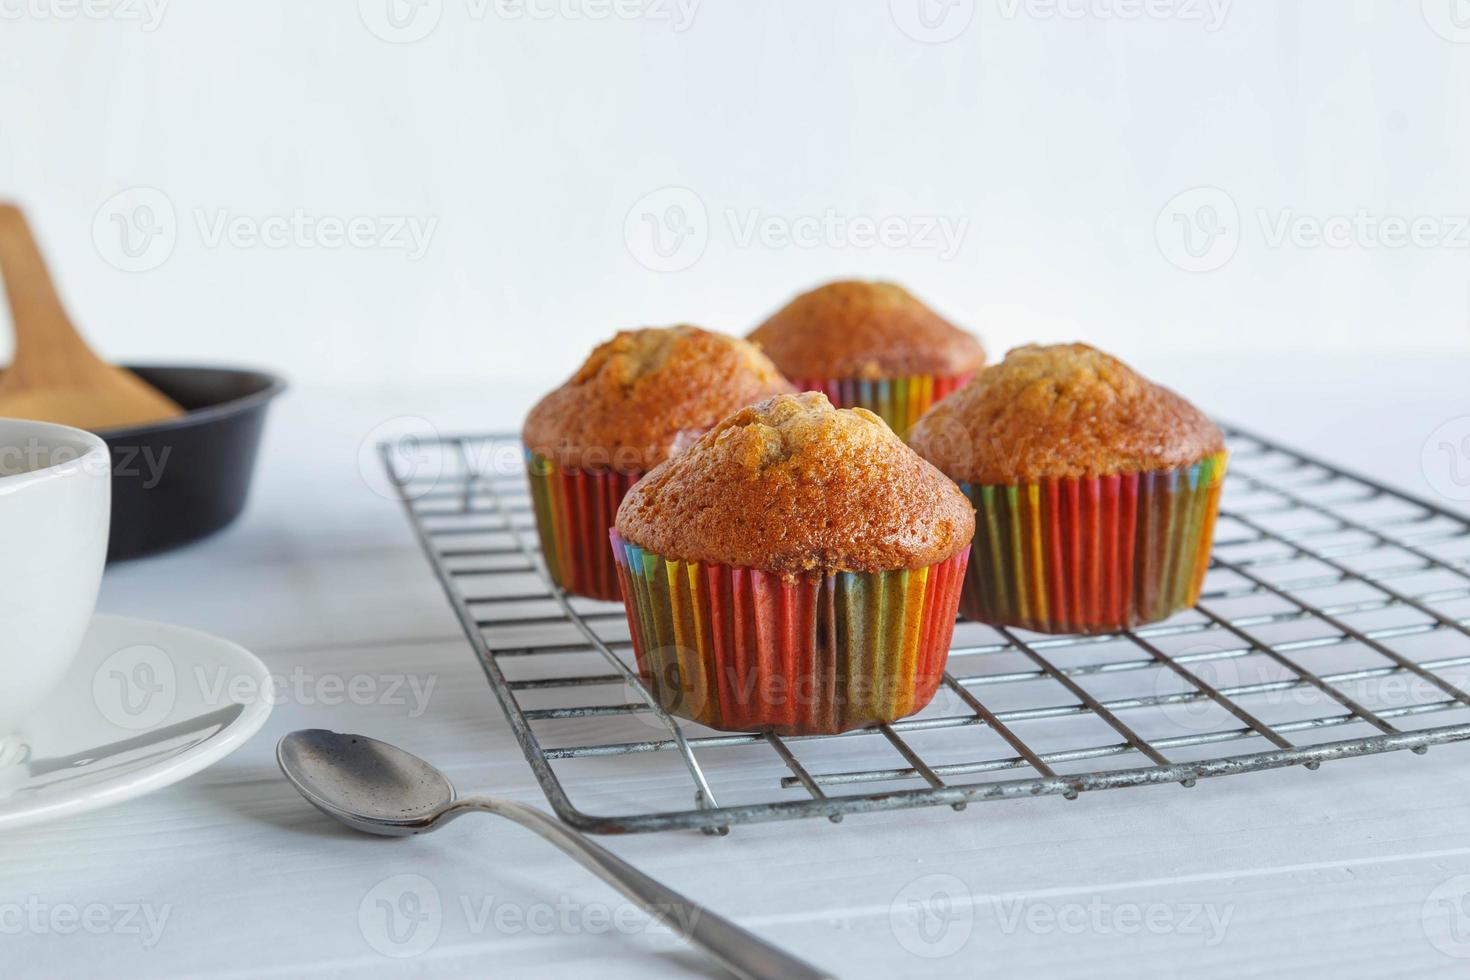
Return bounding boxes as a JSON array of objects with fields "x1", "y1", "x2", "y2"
[{"x1": 0, "y1": 419, "x2": 111, "y2": 740}]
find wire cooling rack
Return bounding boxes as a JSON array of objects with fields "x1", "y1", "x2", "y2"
[{"x1": 383, "y1": 428, "x2": 1470, "y2": 835}]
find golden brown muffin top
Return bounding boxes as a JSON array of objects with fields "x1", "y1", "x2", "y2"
[
  {"x1": 908, "y1": 343, "x2": 1225, "y2": 485},
  {"x1": 615, "y1": 392, "x2": 975, "y2": 575},
  {"x1": 523, "y1": 326, "x2": 794, "y2": 472},
  {"x1": 748, "y1": 280, "x2": 985, "y2": 380}
]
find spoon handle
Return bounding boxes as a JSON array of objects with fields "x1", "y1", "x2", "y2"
[{"x1": 444, "y1": 797, "x2": 833, "y2": 980}]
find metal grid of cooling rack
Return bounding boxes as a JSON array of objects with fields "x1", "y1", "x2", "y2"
[{"x1": 383, "y1": 427, "x2": 1470, "y2": 835}]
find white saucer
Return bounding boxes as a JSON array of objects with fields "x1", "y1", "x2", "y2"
[{"x1": 0, "y1": 614, "x2": 273, "y2": 830}]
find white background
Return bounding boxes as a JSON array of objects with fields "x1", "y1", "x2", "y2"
[{"x1": 1, "y1": 0, "x2": 1468, "y2": 394}]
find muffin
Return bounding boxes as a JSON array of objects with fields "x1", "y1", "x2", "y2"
[
  {"x1": 610, "y1": 392, "x2": 974, "y2": 735},
  {"x1": 909, "y1": 343, "x2": 1227, "y2": 634},
  {"x1": 748, "y1": 280, "x2": 985, "y2": 436},
  {"x1": 523, "y1": 326, "x2": 792, "y2": 601}
]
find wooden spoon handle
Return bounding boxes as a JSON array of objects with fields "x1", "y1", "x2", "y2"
[{"x1": 0, "y1": 203, "x2": 107, "y2": 379}]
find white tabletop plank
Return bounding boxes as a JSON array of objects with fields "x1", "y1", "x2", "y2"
[{"x1": 5, "y1": 352, "x2": 1470, "y2": 979}]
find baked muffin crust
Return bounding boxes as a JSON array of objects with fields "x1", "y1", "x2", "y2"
[
  {"x1": 523, "y1": 326, "x2": 793, "y2": 472},
  {"x1": 615, "y1": 392, "x2": 975, "y2": 575},
  {"x1": 908, "y1": 343, "x2": 1225, "y2": 485},
  {"x1": 749, "y1": 280, "x2": 985, "y2": 379}
]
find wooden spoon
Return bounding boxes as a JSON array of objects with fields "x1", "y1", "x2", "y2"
[{"x1": 0, "y1": 203, "x2": 183, "y2": 431}]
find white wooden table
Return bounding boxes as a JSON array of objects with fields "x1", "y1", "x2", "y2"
[{"x1": 7, "y1": 351, "x2": 1470, "y2": 979}]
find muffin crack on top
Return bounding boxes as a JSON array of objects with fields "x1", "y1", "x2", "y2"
[
  {"x1": 522, "y1": 325, "x2": 793, "y2": 472},
  {"x1": 614, "y1": 392, "x2": 975, "y2": 576},
  {"x1": 909, "y1": 343, "x2": 1225, "y2": 486}
]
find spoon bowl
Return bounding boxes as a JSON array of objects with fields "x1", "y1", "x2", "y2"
[
  {"x1": 276, "y1": 729, "x2": 833, "y2": 980},
  {"x1": 278, "y1": 729, "x2": 453, "y2": 835}
]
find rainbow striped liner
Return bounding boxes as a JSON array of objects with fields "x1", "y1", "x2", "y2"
[
  {"x1": 789, "y1": 372, "x2": 972, "y2": 437},
  {"x1": 958, "y1": 452, "x2": 1228, "y2": 634},
  {"x1": 526, "y1": 451, "x2": 641, "y2": 602},
  {"x1": 610, "y1": 531, "x2": 969, "y2": 735}
]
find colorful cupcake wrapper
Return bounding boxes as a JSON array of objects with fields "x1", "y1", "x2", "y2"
[
  {"x1": 526, "y1": 452, "x2": 641, "y2": 602},
  {"x1": 610, "y1": 531, "x2": 970, "y2": 735},
  {"x1": 958, "y1": 452, "x2": 1228, "y2": 634},
  {"x1": 789, "y1": 372, "x2": 973, "y2": 437}
]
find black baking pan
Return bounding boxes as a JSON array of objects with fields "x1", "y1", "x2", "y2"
[{"x1": 98, "y1": 365, "x2": 285, "y2": 562}]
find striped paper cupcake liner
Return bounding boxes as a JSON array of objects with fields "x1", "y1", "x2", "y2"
[
  {"x1": 610, "y1": 531, "x2": 969, "y2": 735},
  {"x1": 526, "y1": 452, "x2": 642, "y2": 602},
  {"x1": 958, "y1": 452, "x2": 1228, "y2": 634},
  {"x1": 788, "y1": 372, "x2": 973, "y2": 437}
]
